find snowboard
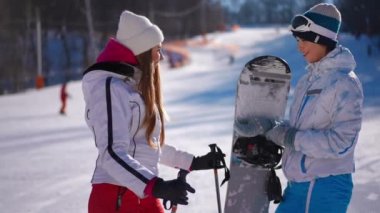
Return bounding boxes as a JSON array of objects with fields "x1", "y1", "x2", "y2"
[{"x1": 224, "y1": 56, "x2": 291, "y2": 213}]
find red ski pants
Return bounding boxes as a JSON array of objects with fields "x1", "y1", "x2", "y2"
[{"x1": 88, "y1": 183, "x2": 165, "y2": 213}]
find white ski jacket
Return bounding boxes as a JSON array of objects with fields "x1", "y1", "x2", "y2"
[
  {"x1": 283, "y1": 45, "x2": 363, "y2": 182},
  {"x1": 82, "y1": 66, "x2": 194, "y2": 198}
]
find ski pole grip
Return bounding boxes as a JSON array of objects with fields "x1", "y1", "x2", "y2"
[
  {"x1": 209, "y1": 143, "x2": 217, "y2": 153},
  {"x1": 209, "y1": 143, "x2": 222, "y2": 213},
  {"x1": 169, "y1": 169, "x2": 190, "y2": 213},
  {"x1": 209, "y1": 143, "x2": 218, "y2": 169},
  {"x1": 177, "y1": 169, "x2": 189, "y2": 182}
]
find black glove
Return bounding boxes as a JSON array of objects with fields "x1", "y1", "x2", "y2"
[
  {"x1": 152, "y1": 178, "x2": 195, "y2": 205},
  {"x1": 191, "y1": 151, "x2": 226, "y2": 170}
]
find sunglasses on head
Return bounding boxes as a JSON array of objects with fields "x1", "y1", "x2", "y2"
[{"x1": 289, "y1": 15, "x2": 337, "y2": 40}]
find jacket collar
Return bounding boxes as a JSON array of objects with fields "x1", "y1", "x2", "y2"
[
  {"x1": 97, "y1": 38, "x2": 139, "y2": 65},
  {"x1": 306, "y1": 45, "x2": 356, "y2": 81},
  {"x1": 84, "y1": 38, "x2": 143, "y2": 84}
]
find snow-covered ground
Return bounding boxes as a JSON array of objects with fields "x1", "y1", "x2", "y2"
[{"x1": 0, "y1": 27, "x2": 379, "y2": 213}]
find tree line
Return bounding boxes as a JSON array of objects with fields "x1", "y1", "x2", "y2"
[
  {"x1": 336, "y1": 0, "x2": 380, "y2": 37},
  {"x1": 0, "y1": 0, "x2": 378, "y2": 94},
  {"x1": 0, "y1": 0, "x2": 224, "y2": 94}
]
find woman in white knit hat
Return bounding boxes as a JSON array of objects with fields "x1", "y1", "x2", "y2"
[
  {"x1": 240, "y1": 3, "x2": 363, "y2": 213},
  {"x1": 82, "y1": 11, "x2": 226, "y2": 212}
]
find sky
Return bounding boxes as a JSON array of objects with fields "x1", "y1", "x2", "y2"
[{"x1": 0, "y1": 26, "x2": 379, "y2": 213}]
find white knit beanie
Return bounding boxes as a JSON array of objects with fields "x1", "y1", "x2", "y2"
[{"x1": 116, "y1": 11, "x2": 164, "y2": 55}]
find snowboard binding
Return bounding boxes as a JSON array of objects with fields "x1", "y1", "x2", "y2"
[
  {"x1": 232, "y1": 135, "x2": 284, "y2": 203},
  {"x1": 232, "y1": 135, "x2": 283, "y2": 169}
]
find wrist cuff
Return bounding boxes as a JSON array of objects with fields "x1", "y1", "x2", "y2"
[
  {"x1": 189, "y1": 157, "x2": 197, "y2": 171},
  {"x1": 144, "y1": 177, "x2": 158, "y2": 197}
]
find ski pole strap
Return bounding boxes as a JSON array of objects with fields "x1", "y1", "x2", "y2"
[
  {"x1": 209, "y1": 144, "x2": 230, "y2": 186},
  {"x1": 267, "y1": 168, "x2": 283, "y2": 203},
  {"x1": 163, "y1": 199, "x2": 172, "y2": 210}
]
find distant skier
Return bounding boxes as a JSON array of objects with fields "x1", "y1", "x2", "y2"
[
  {"x1": 243, "y1": 3, "x2": 363, "y2": 213},
  {"x1": 228, "y1": 54, "x2": 235, "y2": 65},
  {"x1": 59, "y1": 82, "x2": 69, "y2": 115},
  {"x1": 82, "y1": 10, "x2": 226, "y2": 213}
]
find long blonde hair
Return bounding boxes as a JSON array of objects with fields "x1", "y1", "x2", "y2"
[{"x1": 136, "y1": 49, "x2": 165, "y2": 147}]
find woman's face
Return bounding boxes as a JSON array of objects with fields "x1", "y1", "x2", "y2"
[
  {"x1": 151, "y1": 44, "x2": 163, "y2": 65},
  {"x1": 296, "y1": 37, "x2": 328, "y2": 63}
]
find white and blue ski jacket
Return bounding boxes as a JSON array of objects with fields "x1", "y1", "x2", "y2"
[{"x1": 283, "y1": 45, "x2": 363, "y2": 182}]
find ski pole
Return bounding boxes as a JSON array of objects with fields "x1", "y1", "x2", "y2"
[
  {"x1": 209, "y1": 144, "x2": 222, "y2": 213},
  {"x1": 171, "y1": 169, "x2": 189, "y2": 213}
]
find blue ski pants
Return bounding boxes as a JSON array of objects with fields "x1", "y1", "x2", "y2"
[{"x1": 276, "y1": 174, "x2": 353, "y2": 213}]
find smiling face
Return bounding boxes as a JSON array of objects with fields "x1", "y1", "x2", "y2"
[{"x1": 295, "y1": 37, "x2": 328, "y2": 63}]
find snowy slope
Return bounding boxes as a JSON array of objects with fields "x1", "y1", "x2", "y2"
[{"x1": 0, "y1": 27, "x2": 379, "y2": 213}]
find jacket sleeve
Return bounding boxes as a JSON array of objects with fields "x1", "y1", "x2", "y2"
[
  {"x1": 160, "y1": 144, "x2": 194, "y2": 170},
  {"x1": 294, "y1": 74, "x2": 363, "y2": 159},
  {"x1": 92, "y1": 77, "x2": 155, "y2": 198}
]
